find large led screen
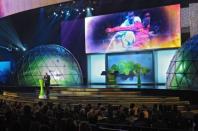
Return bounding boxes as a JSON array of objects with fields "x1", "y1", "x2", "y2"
[
  {"x1": 85, "y1": 4, "x2": 181, "y2": 53},
  {"x1": 107, "y1": 52, "x2": 154, "y2": 84},
  {"x1": 0, "y1": 61, "x2": 11, "y2": 84}
]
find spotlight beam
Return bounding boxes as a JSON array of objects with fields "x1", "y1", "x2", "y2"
[
  {"x1": 0, "y1": 45, "x2": 12, "y2": 51},
  {"x1": 0, "y1": 19, "x2": 24, "y2": 50}
]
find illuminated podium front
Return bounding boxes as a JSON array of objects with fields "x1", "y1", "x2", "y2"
[
  {"x1": 101, "y1": 71, "x2": 118, "y2": 85},
  {"x1": 39, "y1": 79, "x2": 45, "y2": 99}
]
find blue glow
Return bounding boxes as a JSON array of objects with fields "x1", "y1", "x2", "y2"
[
  {"x1": 0, "y1": 19, "x2": 24, "y2": 51},
  {"x1": 22, "y1": 47, "x2": 26, "y2": 51},
  {"x1": 86, "y1": 7, "x2": 93, "y2": 17},
  {"x1": 0, "y1": 61, "x2": 11, "y2": 83},
  {"x1": 86, "y1": 8, "x2": 90, "y2": 11},
  {"x1": 66, "y1": 11, "x2": 70, "y2": 16}
]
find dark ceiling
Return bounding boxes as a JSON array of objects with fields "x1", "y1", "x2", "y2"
[{"x1": 56, "y1": 0, "x2": 188, "y2": 15}]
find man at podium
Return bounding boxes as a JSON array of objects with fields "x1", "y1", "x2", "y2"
[{"x1": 43, "y1": 72, "x2": 51, "y2": 99}]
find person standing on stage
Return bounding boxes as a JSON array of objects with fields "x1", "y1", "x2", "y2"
[{"x1": 44, "y1": 72, "x2": 51, "y2": 99}]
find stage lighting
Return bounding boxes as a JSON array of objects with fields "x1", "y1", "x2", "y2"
[
  {"x1": 86, "y1": 7, "x2": 91, "y2": 11},
  {"x1": 53, "y1": 12, "x2": 58, "y2": 17},
  {"x1": 0, "y1": 46, "x2": 11, "y2": 51},
  {"x1": 7, "y1": 48, "x2": 12, "y2": 52},
  {"x1": 66, "y1": 11, "x2": 70, "y2": 16},
  {"x1": 72, "y1": 1, "x2": 76, "y2": 4},
  {"x1": 86, "y1": 7, "x2": 93, "y2": 17},
  {"x1": 15, "y1": 47, "x2": 19, "y2": 51},
  {"x1": 22, "y1": 47, "x2": 26, "y2": 51}
]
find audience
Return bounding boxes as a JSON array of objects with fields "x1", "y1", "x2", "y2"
[{"x1": 0, "y1": 99, "x2": 197, "y2": 131}]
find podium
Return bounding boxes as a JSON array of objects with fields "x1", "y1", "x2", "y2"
[
  {"x1": 101, "y1": 71, "x2": 118, "y2": 85},
  {"x1": 38, "y1": 79, "x2": 45, "y2": 99}
]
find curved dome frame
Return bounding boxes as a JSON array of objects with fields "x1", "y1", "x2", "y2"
[
  {"x1": 17, "y1": 44, "x2": 83, "y2": 87},
  {"x1": 167, "y1": 35, "x2": 198, "y2": 90}
]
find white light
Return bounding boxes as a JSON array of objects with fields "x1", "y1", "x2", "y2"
[
  {"x1": 22, "y1": 47, "x2": 26, "y2": 51},
  {"x1": 7, "y1": 48, "x2": 12, "y2": 51},
  {"x1": 86, "y1": 7, "x2": 93, "y2": 17},
  {"x1": 53, "y1": 12, "x2": 58, "y2": 17},
  {"x1": 61, "y1": 11, "x2": 64, "y2": 14}
]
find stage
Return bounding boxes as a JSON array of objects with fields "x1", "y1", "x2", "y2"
[{"x1": 1, "y1": 85, "x2": 195, "y2": 108}]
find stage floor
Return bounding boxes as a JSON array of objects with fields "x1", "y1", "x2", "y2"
[{"x1": 49, "y1": 85, "x2": 167, "y2": 89}]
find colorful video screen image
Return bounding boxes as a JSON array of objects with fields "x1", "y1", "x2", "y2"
[
  {"x1": 85, "y1": 4, "x2": 181, "y2": 53},
  {"x1": 107, "y1": 52, "x2": 154, "y2": 85}
]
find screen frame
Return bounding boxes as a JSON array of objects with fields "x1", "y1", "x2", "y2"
[{"x1": 85, "y1": 4, "x2": 181, "y2": 54}]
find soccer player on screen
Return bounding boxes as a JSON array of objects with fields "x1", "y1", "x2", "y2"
[
  {"x1": 106, "y1": 12, "x2": 153, "y2": 49},
  {"x1": 105, "y1": 11, "x2": 141, "y2": 51}
]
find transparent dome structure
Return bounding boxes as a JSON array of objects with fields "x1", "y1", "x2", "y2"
[
  {"x1": 167, "y1": 35, "x2": 198, "y2": 90},
  {"x1": 17, "y1": 45, "x2": 83, "y2": 87}
]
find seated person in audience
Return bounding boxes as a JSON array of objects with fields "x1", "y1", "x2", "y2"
[
  {"x1": 79, "y1": 122, "x2": 92, "y2": 131},
  {"x1": 133, "y1": 112, "x2": 150, "y2": 127}
]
